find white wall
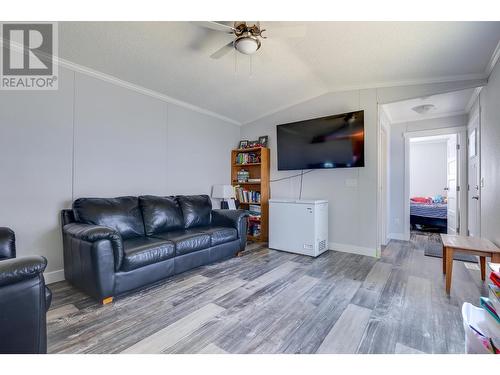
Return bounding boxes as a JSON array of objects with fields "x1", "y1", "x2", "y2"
[
  {"x1": 0, "y1": 67, "x2": 240, "y2": 282},
  {"x1": 388, "y1": 114, "x2": 468, "y2": 237},
  {"x1": 409, "y1": 141, "x2": 447, "y2": 198},
  {"x1": 479, "y1": 59, "x2": 500, "y2": 246}
]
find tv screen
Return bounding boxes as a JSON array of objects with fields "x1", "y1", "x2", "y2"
[{"x1": 276, "y1": 110, "x2": 364, "y2": 170}]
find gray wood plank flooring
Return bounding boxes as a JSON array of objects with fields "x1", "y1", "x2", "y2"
[{"x1": 47, "y1": 232, "x2": 487, "y2": 354}]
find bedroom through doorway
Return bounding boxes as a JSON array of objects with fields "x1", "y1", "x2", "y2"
[{"x1": 408, "y1": 134, "x2": 456, "y2": 234}]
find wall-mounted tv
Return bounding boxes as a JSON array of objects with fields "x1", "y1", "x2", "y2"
[{"x1": 276, "y1": 110, "x2": 364, "y2": 170}]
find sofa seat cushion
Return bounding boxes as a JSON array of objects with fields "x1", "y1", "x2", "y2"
[
  {"x1": 154, "y1": 230, "x2": 211, "y2": 256},
  {"x1": 122, "y1": 237, "x2": 175, "y2": 271},
  {"x1": 198, "y1": 226, "x2": 237, "y2": 246}
]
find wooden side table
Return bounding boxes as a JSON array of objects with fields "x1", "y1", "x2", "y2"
[{"x1": 441, "y1": 234, "x2": 500, "y2": 294}]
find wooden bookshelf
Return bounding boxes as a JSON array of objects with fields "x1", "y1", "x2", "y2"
[{"x1": 231, "y1": 147, "x2": 270, "y2": 243}]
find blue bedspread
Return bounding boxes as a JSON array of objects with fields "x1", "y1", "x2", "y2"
[{"x1": 410, "y1": 202, "x2": 447, "y2": 219}]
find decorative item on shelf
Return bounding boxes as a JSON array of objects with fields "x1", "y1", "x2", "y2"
[
  {"x1": 236, "y1": 169, "x2": 250, "y2": 183},
  {"x1": 211, "y1": 184, "x2": 235, "y2": 209},
  {"x1": 248, "y1": 140, "x2": 259, "y2": 148},
  {"x1": 258, "y1": 135, "x2": 269, "y2": 147},
  {"x1": 238, "y1": 140, "x2": 249, "y2": 149}
]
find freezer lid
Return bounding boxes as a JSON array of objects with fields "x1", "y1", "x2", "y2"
[{"x1": 269, "y1": 199, "x2": 328, "y2": 205}]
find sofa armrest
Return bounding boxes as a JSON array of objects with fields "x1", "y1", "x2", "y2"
[
  {"x1": 0, "y1": 256, "x2": 47, "y2": 287},
  {"x1": 63, "y1": 223, "x2": 123, "y2": 271},
  {"x1": 0, "y1": 227, "x2": 16, "y2": 260},
  {"x1": 212, "y1": 209, "x2": 249, "y2": 251}
]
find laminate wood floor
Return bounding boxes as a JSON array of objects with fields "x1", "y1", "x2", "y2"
[{"x1": 47, "y1": 233, "x2": 488, "y2": 354}]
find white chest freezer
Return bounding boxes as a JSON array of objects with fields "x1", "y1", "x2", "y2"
[{"x1": 269, "y1": 199, "x2": 328, "y2": 257}]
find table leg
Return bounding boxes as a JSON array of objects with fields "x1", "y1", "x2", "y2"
[
  {"x1": 480, "y1": 256, "x2": 486, "y2": 281},
  {"x1": 442, "y1": 245, "x2": 447, "y2": 274},
  {"x1": 445, "y1": 247, "x2": 454, "y2": 295}
]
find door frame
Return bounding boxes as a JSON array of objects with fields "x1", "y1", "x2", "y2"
[
  {"x1": 403, "y1": 126, "x2": 467, "y2": 240},
  {"x1": 379, "y1": 123, "x2": 390, "y2": 247},
  {"x1": 467, "y1": 103, "x2": 481, "y2": 237}
]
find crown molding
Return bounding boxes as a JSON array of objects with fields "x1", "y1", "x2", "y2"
[
  {"x1": 54, "y1": 57, "x2": 242, "y2": 126},
  {"x1": 465, "y1": 86, "x2": 482, "y2": 114},
  {"x1": 485, "y1": 39, "x2": 500, "y2": 77}
]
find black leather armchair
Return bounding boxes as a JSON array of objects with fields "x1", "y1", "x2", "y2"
[{"x1": 0, "y1": 227, "x2": 51, "y2": 354}]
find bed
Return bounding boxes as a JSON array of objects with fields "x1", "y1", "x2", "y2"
[{"x1": 410, "y1": 201, "x2": 447, "y2": 232}]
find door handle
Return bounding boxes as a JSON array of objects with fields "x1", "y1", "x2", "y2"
[
  {"x1": 444, "y1": 187, "x2": 449, "y2": 191},
  {"x1": 472, "y1": 196, "x2": 479, "y2": 200}
]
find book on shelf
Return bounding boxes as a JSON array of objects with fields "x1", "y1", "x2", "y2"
[
  {"x1": 248, "y1": 221, "x2": 261, "y2": 237},
  {"x1": 235, "y1": 152, "x2": 260, "y2": 165},
  {"x1": 233, "y1": 186, "x2": 261, "y2": 204},
  {"x1": 248, "y1": 204, "x2": 262, "y2": 215}
]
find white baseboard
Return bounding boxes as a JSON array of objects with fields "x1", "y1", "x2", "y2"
[
  {"x1": 329, "y1": 242, "x2": 377, "y2": 258},
  {"x1": 44, "y1": 269, "x2": 65, "y2": 284},
  {"x1": 388, "y1": 233, "x2": 409, "y2": 241}
]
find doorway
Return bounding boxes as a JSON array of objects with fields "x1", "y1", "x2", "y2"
[
  {"x1": 407, "y1": 134, "x2": 455, "y2": 234},
  {"x1": 404, "y1": 128, "x2": 467, "y2": 239}
]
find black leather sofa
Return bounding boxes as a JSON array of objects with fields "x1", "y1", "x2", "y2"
[
  {"x1": 61, "y1": 195, "x2": 248, "y2": 303},
  {"x1": 0, "y1": 227, "x2": 52, "y2": 354}
]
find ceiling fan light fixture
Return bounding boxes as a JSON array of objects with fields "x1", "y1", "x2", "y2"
[{"x1": 234, "y1": 35, "x2": 261, "y2": 55}]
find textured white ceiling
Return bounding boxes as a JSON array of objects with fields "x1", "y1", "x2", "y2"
[
  {"x1": 382, "y1": 88, "x2": 475, "y2": 123},
  {"x1": 58, "y1": 22, "x2": 500, "y2": 124}
]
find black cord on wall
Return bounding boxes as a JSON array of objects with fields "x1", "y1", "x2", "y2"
[{"x1": 270, "y1": 169, "x2": 314, "y2": 200}]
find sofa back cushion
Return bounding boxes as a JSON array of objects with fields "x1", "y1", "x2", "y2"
[
  {"x1": 139, "y1": 195, "x2": 184, "y2": 236},
  {"x1": 73, "y1": 196, "x2": 145, "y2": 239},
  {"x1": 176, "y1": 195, "x2": 212, "y2": 229}
]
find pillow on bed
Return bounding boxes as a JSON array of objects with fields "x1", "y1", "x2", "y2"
[
  {"x1": 432, "y1": 195, "x2": 445, "y2": 203},
  {"x1": 411, "y1": 197, "x2": 432, "y2": 204}
]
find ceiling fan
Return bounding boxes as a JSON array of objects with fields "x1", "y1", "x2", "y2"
[{"x1": 195, "y1": 21, "x2": 305, "y2": 59}]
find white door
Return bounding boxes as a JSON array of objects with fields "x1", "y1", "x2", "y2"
[
  {"x1": 446, "y1": 135, "x2": 458, "y2": 234},
  {"x1": 468, "y1": 116, "x2": 480, "y2": 237}
]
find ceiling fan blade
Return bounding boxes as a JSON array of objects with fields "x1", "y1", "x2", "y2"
[
  {"x1": 194, "y1": 21, "x2": 235, "y2": 34},
  {"x1": 210, "y1": 41, "x2": 234, "y2": 59},
  {"x1": 266, "y1": 24, "x2": 307, "y2": 39}
]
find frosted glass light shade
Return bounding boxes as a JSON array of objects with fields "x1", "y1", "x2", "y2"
[{"x1": 235, "y1": 37, "x2": 259, "y2": 55}]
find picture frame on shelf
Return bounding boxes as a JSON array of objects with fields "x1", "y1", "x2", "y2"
[
  {"x1": 238, "y1": 140, "x2": 249, "y2": 149},
  {"x1": 248, "y1": 140, "x2": 259, "y2": 148},
  {"x1": 258, "y1": 136, "x2": 269, "y2": 147}
]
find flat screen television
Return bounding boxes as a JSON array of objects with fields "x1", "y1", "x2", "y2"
[{"x1": 276, "y1": 110, "x2": 364, "y2": 170}]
